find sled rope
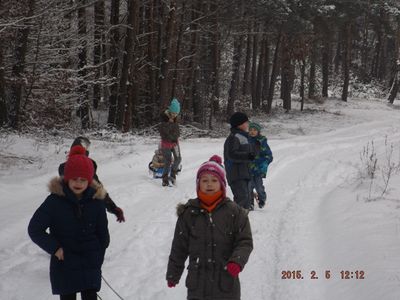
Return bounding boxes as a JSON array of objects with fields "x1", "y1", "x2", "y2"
[{"x1": 101, "y1": 275, "x2": 125, "y2": 300}]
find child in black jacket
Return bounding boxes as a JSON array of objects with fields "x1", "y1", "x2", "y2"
[
  {"x1": 59, "y1": 137, "x2": 125, "y2": 222},
  {"x1": 223, "y1": 112, "x2": 256, "y2": 210}
]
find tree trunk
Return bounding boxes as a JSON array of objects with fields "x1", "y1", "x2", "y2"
[
  {"x1": 171, "y1": 2, "x2": 184, "y2": 100},
  {"x1": 145, "y1": 0, "x2": 157, "y2": 125},
  {"x1": 0, "y1": 0, "x2": 7, "y2": 126},
  {"x1": 93, "y1": 0, "x2": 105, "y2": 109},
  {"x1": 360, "y1": 2, "x2": 370, "y2": 82},
  {"x1": 116, "y1": 0, "x2": 138, "y2": 131},
  {"x1": 183, "y1": 1, "x2": 199, "y2": 122},
  {"x1": 9, "y1": 0, "x2": 35, "y2": 129},
  {"x1": 378, "y1": 34, "x2": 388, "y2": 80},
  {"x1": 334, "y1": 29, "x2": 342, "y2": 74},
  {"x1": 300, "y1": 59, "x2": 306, "y2": 111},
  {"x1": 341, "y1": 21, "x2": 352, "y2": 102},
  {"x1": 388, "y1": 71, "x2": 399, "y2": 104},
  {"x1": 266, "y1": 31, "x2": 282, "y2": 113},
  {"x1": 242, "y1": 28, "x2": 252, "y2": 95},
  {"x1": 159, "y1": 0, "x2": 177, "y2": 108},
  {"x1": 308, "y1": 37, "x2": 317, "y2": 99},
  {"x1": 254, "y1": 35, "x2": 266, "y2": 110},
  {"x1": 210, "y1": 5, "x2": 220, "y2": 126},
  {"x1": 371, "y1": 22, "x2": 382, "y2": 78},
  {"x1": 281, "y1": 34, "x2": 293, "y2": 111},
  {"x1": 77, "y1": 0, "x2": 90, "y2": 129},
  {"x1": 0, "y1": 45, "x2": 7, "y2": 126},
  {"x1": 107, "y1": 0, "x2": 120, "y2": 125},
  {"x1": 322, "y1": 35, "x2": 330, "y2": 98},
  {"x1": 261, "y1": 35, "x2": 270, "y2": 109},
  {"x1": 388, "y1": 22, "x2": 400, "y2": 104},
  {"x1": 251, "y1": 24, "x2": 259, "y2": 104},
  {"x1": 227, "y1": 35, "x2": 244, "y2": 118}
]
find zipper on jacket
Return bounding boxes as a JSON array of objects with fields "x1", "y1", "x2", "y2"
[{"x1": 208, "y1": 212, "x2": 216, "y2": 280}]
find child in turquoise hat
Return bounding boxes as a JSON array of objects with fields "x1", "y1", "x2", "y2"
[{"x1": 159, "y1": 98, "x2": 182, "y2": 186}]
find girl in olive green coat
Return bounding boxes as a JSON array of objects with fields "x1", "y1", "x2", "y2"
[{"x1": 166, "y1": 155, "x2": 253, "y2": 300}]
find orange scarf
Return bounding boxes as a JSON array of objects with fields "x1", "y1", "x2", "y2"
[{"x1": 198, "y1": 190, "x2": 223, "y2": 213}]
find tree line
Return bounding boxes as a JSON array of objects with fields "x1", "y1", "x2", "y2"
[{"x1": 1, "y1": 0, "x2": 400, "y2": 131}]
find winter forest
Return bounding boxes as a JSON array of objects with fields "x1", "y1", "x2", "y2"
[{"x1": 1, "y1": 0, "x2": 400, "y2": 131}]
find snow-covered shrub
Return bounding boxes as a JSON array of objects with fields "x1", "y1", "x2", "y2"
[
  {"x1": 359, "y1": 140, "x2": 378, "y2": 180},
  {"x1": 359, "y1": 137, "x2": 400, "y2": 201}
]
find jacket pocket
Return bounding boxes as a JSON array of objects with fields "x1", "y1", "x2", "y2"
[
  {"x1": 219, "y1": 262, "x2": 235, "y2": 293},
  {"x1": 185, "y1": 261, "x2": 200, "y2": 290}
]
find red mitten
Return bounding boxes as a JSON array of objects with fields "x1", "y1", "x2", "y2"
[
  {"x1": 114, "y1": 207, "x2": 125, "y2": 222},
  {"x1": 226, "y1": 262, "x2": 241, "y2": 278},
  {"x1": 167, "y1": 280, "x2": 176, "y2": 288}
]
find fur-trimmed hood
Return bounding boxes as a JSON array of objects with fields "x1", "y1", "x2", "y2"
[{"x1": 48, "y1": 176, "x2": 107, "y2": 200}]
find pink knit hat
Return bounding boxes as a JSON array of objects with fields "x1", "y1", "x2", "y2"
[{"x1": 196, "y1": 155, "x2": 227, "y2": 197}]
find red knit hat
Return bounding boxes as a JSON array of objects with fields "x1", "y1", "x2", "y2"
[
  {"x1": 64, "y1": 145, "x2": 94, "y2": 184},
  {"x1": 196, "y1": 155, "x2": 227, "y2": 197}
]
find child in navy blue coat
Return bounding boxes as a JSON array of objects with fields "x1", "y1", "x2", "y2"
[{"x1": 28, "y1": 145, "x2": 110, "y2": 300}]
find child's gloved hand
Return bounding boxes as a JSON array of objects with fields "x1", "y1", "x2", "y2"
[
  {"x1": 114, "y1": 207, "x2": 125, "y2": 222},
  {"x1": 226, "y1": 262, "x2": 241, "y2": 278},
  {"x1": 167, "y1": 280, "x2": 177, "y2": 288}
]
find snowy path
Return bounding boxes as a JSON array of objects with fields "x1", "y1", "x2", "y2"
[{"x1": 1, "y1": 99, "x2": 400, "y2": 299}]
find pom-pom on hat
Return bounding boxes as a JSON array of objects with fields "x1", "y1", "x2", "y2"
[
  {"x1": 168, "y1": 98, "x2": 181, "y2": 114},
  {"x1": 196, "y1": 155, "x2": 227, "y2": 197},
  {"x1": 64, "y1": 145, "x2": 95, "y2": 184},
  {"x1": 229, "y1": 112, "x2": 249, "y2": 128}
]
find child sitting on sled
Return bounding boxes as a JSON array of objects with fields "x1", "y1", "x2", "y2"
[{"x1": 149, "y1": 147, "x2": 182, "y2": 179}]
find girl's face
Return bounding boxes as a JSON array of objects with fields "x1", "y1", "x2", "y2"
[
  {"x1": 249, "y1": 127, "x2": 258, "y2": 137},
  {"x1": 238, "y1": 121, "x2": 249, "y2": 132},
  {"x1": 199, "y1": 174, "x2": 221, "y2": 195},
  {"x1": 68, "y1": 178, "x2": 89, "y2": 197},
  {"x1": 169, "y1": 112, "x2": 178, "y2": 119}
]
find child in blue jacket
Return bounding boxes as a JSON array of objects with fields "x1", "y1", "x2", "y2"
[
  {"x1": 249, "y1": 122, "x2": 273, "y2": 209},
  {"x1": 28, "y1": 145, "x2": 110, "y2": 300}
]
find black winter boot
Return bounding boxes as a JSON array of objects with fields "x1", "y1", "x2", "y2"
[
  {"x1": 170, "y1": 170, "x2": 176, "y2": 185},
  {"x1": 162, "y1": 175, "x2": 169, "y2": 186}
]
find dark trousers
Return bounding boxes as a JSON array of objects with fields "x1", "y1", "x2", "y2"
[
  {"x1": 60, "y1": 290, "x2": 97, "y2": 300},
  {"x1": 250, "y1": 175, "x2": 267, "y2": 205},
  {"x1": 229, "y1": 179, "x2": 252, "y2": 209},
  {"x1": 161, "y1": 144, "x2": 182, "y2": 178}
]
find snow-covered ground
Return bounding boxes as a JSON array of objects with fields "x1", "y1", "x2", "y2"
[{"x1": 1, "y1": 98, "x2": 400, "y2": 300}]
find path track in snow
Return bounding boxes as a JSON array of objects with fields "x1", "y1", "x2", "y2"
[{"x1": 1, "y1": 100, "x2": 400, "y2": 299}]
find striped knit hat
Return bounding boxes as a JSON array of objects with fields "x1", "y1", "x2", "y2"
[
  {"x1": 196, "y1": 155, "x2": 227, "y2": 197},
  {"x1": 249, "y1": 122, "x2": 262, "y2": 132}
]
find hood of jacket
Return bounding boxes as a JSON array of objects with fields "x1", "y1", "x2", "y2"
[
  {"x1": 230, "y1": 127, "x2": 249, "y2": 138},
  {"x1": 48, "y1": 176, "x2": 107, "y2": 200}
]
